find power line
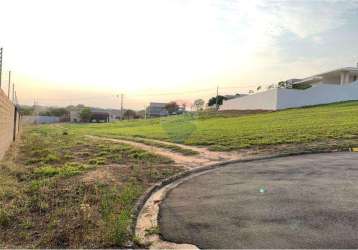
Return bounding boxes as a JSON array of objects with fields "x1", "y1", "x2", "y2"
[
  {"x1": 12, "y1": 83, "x2": 15, "y2": 103},
  {"x1": 120, "y1": 93, "x2": 124, "y2": 120},
  {"x1": 215, "y1": 85, "x2": 219, "y2": 111},
  {"x1": 32, "y1": 83, "x2": 270, "y2": 105}
]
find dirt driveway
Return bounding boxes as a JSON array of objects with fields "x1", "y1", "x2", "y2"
[{"x1": 159, "y1": 152, "x2": 358, "y2": 248}]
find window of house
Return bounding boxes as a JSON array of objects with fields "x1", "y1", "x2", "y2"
[{"x1": 354, "y1": 75, "x2": 357, "y2": 81}]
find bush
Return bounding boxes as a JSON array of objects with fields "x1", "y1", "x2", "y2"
[{"x1": 80, "y1": 108, "x2": 92, "y2": 122}]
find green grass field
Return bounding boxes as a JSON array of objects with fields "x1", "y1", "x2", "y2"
[
  {"x1": 66, "y1": 101, "x2": 358, "y2": 151},
  {"x1": 2, "y1": 101, "x2": 358, "y2": 248}
]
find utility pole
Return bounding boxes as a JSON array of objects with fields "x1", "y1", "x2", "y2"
[
  {"x1": 144, "y1": 105, "x2": 147, "y2": 119},
  {"x1": 7, "y1": 70, "x2": 11, "y2": 98},
  {"x1": 215, "y1": 85, "x2": 219, "y2": 111},
  {"x1": 0, "y1": 48, "x2": 3, "y2": 89},
  {"x1": 120, "y1": 93, "x2": 124, "y2": 120},
  {"x1": 12, "y1": 83, "x2": 15, "y2": 103}
]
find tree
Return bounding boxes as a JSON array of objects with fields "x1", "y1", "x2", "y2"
[
  {"x1": 278, "y1": 81, "x2": 286, "y2": 88},
  {"x1": 38, "y1": 107, "x2": 69, "y2": 117},
  {"x1": 50, "y1": 108, "x2": 69, "y2": 117},
  {"x1": 256, "y1": 85, "x2": 262, "y2": 91},
  {"x1": 267, "y1": 84, "x2": 275, "y2": 90},
  {"x1": 208, "y1": 95, "x2": 227, "y2": 107},
  {"x1": 124, "y1": 109, "x2": 137, "y2": 119},
  {"x1": 193, "y1": 99, "x2": 205, "y2": 111},
  {"x1": 249, "y1": 90, "x2": 254, "y2": 94},
  {"x1": 165, "y1": 101, "x2": 179, "y2": 114},
  {"x1": 19, "y1": 106, "x2": 34, "y2": 115},
  {"x1": 80, "y1": 108, "x2": 92, "y2": 122}
]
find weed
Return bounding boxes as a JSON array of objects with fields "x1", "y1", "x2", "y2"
[
  {"x1": 112, "y1": 208, "x2": 131, "y2": 246},
  {"x1": 34, "y1": 166, "x2": 59, "y2": 177},
  {"x1": 28, "y1": 179, "x2": 51, "y2": 193},
  {"x1": 34, "y1": 163, "x2": 94, "y2": 177},
  {"x1": 0, "y1": 209, "x2": 12, "y2": 228},
  {"x1": 88, "y1": 157, "x2": 106, "y2": 166},
  {"x1": 99, "y1": 187, "x2": 118, "y2": 219},
  {"x1": 43, "y1": 154, "x2": 60, "y2": 163},
  {"x1": 20, "y1": 219, "x2": 33, "y2": 229},
  {"x1": 119, "y1": 183, "x2": 142, "y2": 209},
  {"x1": 145, "y1": 226, "x2": 160, "y2": 236},
  {"x1": 59, "y1": 163, "x2": 94, "y2": 177}
]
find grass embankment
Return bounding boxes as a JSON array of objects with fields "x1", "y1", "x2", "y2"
[
  {"x1": 66, "y1": 101, "x2": 358, "y2": 151},
  {"x1": 0, "y1": 126, "x2": 181, "y2": 248}
]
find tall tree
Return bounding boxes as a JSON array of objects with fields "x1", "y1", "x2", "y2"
[
  {"x1": 208, "y1": 95, "x2": 227, "y2": 107},
  {"x1": 278, "y1": 81, "x2": 287, "y2": 88},
  {"x1": 80, "y1": 108, "x2": 92, "y2": 122},
  {"x1": 124, "y1": 109, "x2": 137, "y2": 119},
  {"x1": 165, "y1": 101, "x2": 179, "y2": 114},
  {"x1": 193, "y1": 99, "x2": 205, "y2": 111}
]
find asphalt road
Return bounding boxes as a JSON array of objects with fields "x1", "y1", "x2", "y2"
[{"x1": 159, "y1": 152, "x2": 358, "y2": 249}]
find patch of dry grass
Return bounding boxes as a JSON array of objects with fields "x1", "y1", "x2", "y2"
[{"x1": 0, "y1": 125, "x2": 183, "y2": 248}]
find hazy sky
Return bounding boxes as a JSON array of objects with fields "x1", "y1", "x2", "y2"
[{"x1": 0, "y1": 0, "x2": 357, "y2": 110}]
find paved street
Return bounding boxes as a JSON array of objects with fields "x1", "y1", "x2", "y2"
[{"x1": 159, "y1": 153, "x2": 358, "y2": 248}]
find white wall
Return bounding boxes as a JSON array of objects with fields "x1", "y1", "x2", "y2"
[
  {"x1": 220, "y1": 89, "x2": 277, "y2": 110},
  {"x1": 277, "y1": 82, "x2": 358, "y2": 109},
  {"x1": 220, "y1": 81, "x2": 358, "y2": 111},
  {"x1": 22, "y1": 116, "x2": 60, "y2": 124}
]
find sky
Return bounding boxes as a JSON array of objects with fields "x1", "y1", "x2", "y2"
[{"x1": 0, "y1": 0, "x2": 357, "y2": 110}]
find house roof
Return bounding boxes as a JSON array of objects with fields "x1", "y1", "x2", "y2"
[
  {"x1": 149, "y1": 102, "x2": 167, "y2": 108},
  {"x1": 294, "y1": 67, "x2": 358, "y2": 85}
]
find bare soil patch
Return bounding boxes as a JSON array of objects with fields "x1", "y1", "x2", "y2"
[{"x1": 88, "y1": 135, "x2": 242, "y2": 169}]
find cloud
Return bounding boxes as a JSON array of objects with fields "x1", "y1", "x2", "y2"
[
  {"x1": 1, "y1": 0, "x2": 357, "y2": 108},
  {"x1": 269, "y1": 0, "x2": 358, "y2": 39},
  {"x1": 215, "y1": 0, "x2": 358, "y2": 42}
]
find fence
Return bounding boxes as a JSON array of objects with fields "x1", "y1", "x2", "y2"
[
  {"x1": 221, "y1": 81, "x2": 358, "y2": 111},
  {"x1": 0, "y1": 88, "x2": 21, "y2": 160}
]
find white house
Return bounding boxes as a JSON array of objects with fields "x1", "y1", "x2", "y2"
[{"x1": 220, "y1": 66, "x2": 358, "y2": 111}]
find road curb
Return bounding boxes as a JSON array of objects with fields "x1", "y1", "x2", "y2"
[{"x1": 131, "y1": 149, "x2": 340, "y2": 248}]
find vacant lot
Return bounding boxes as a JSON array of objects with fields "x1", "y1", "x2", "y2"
[
  {"x1": 0, "y1": 125, "x2": 183, "y2": 248},
  {"x1": 2, "y1": 101, "x2": 358, "y2": 248},
  {"x1": 67, "y1": 101, "x2": 358, "y2": 151}
]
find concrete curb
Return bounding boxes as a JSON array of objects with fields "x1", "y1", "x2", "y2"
[{"x1": 131, "y1": 149, "x2": 340, "y2": 248}]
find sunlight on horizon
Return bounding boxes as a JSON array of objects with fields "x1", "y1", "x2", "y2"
[{"x1": 0, "y1": 0, "x2": 357, "y2": 109}]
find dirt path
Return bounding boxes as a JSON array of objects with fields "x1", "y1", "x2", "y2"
[{"x1": 86, "y1": 135, "x2": 242, "y2": 169}]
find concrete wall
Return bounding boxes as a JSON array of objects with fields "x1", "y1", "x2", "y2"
[
  {"x1": 322, "y1": 75, "x2": 340, "y2": 85},
  {"x1": 220, "y1": 89, "x2": 278, "y2": 110},
  {"x1": 277, "y1": 82, "x2": 358, "y2": 109},
  {"x1": 22, "y1": 115, "x2": 60, "y2": 124},
  {"x1": 220, "y1": 81, "x2": 358, "y2": 111},
  {"x1": 0, "y1": 89, "x2": 21, "y2": 160}
]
